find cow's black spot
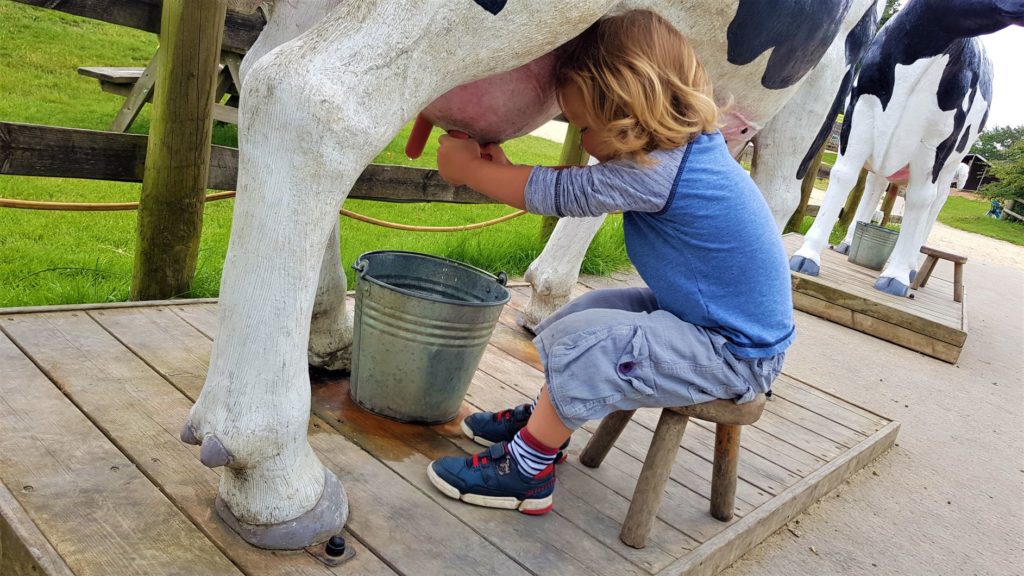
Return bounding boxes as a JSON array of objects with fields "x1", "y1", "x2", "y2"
[
  {"x1": 841, "y1": 0, "x2": 1011, "y2": 167},
  {"x1": 727, "y1": 0, "x2": 853, "y2": 90},
  {"x1": 932, "y1": 38, "x2": 992, "y2": 181},
  {"x1": 473, "y1": 0, "x2": 506, "y2": 15},
  {"x1": 797, "y1": 2, "x2": 877, "y2": 179}
]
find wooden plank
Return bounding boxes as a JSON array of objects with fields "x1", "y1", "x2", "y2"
[
  {"x1": 792, "y1": 292, "x2": 963, "y2": 364},
  {"x1": 772, "y1": 376, "x2": 889, "y2": 435},
  {"x1": 91, "y1": 305, "x2": 529, "y2": 576},
  {"x1": 0, "y1": 481, "x2": 75, "y2": 576},
  {"x1": 4, "y1": 312, "x2": 394, "y2": 575},
  {"x1": 11, "y1": 0, "x2": 264, "y2": 54},
  {"x1": 762, "y1": 397, "x2": 867, "y2": 448},
  {"x1": 0, "y1": 296, "x2": 216, "y2": 316},
  {"x1": 172, "y1": 303, "x2": 685, "y2": 574},
  {"x1": 791, "y1": 274, "x2": 964, "y2": 345},
  {"x1": 0, "y1": 328, "x2": 243, "y2": 575},
  {"x1": 101, "y1": 303, "x2": 598, "y2": 569},
  {"x1": 655, "y1": 421, "x2": 900, "y2": 576},
  {"x1": 78, "y1": 66, "x2": 146, "y2": 82},
  {"x1": 0, "y1": 123, "x2": 495, "y2": 204}
]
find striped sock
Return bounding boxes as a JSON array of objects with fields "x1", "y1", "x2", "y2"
[{"x1": 509, "y1": 427, "x2": 558, "y2": 478}]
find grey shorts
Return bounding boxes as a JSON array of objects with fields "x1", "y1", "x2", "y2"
[{"x1": 533, "y1": 287, "x2": 785, "y2": 430}]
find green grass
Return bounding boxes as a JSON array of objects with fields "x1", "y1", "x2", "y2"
[
  {"x1": 936, "y1": 195, "x2": 1024, "y2": 246},
  {"x1": 822, "y1": 151, "x2": 837, "y2": 167},
  {"x1": 0, "y1": 1, "x2": 629, "y2": 307}
]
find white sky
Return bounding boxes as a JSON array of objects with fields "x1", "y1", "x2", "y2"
[{"x1": 981, "y1": 26, "x2": 1024, "y2": 128}]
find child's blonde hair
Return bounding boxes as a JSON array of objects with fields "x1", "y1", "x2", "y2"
[{"x1": 556, "y1": 10, "x2": 719, "y2": 164}]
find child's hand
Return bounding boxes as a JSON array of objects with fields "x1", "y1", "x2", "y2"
[
  {"x1": 437, "y1": 133, "x2": 483, "y2": 186},
  {"x1": 481, "y1": 143, "x2": 511, "y2": 165}
]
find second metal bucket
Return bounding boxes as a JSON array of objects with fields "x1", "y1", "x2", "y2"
[
  {"x1": 847, "y1": 221, "x2": 899, "y2": 270},
  {"x1": 350, "y1": 251, "x2": 510, "y2": 424}
]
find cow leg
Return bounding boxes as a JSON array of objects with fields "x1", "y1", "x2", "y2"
[
  {"x1": 308, "y1": 222, "x2": 353, "y2": 370},
  {"x1": 183, "y1": 0, "x2": 616, "y2": 548},
  {"x1": 238, "y1": 0, "x2": 354, "y2": 371},
  {"x1": 875, "y1": 149, "x2": 938, "y2": 296},
  {"x1": 238, "y1": 0, "x2": 341, "y2": 83},
  {"x1": 790, "y1": 135, "x2": 872, "y2": 275},
  {"x1": 523, "y1": 215, "x2": 606, "y2": 330},
  {"x1": 835, "y1": 171, "x2": 889, "y2": 254},
  {"x1": 751, "y1": 41, "x2": 846, "y2": 231},
  {"x1": 880, "y1": 161, "x2": 956, "y2": 290}
]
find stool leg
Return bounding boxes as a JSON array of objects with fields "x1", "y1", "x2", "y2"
[
  {"x1": 913, "y1": 255, "x2": 938, "y2": 289},
  {"x1": 620, "y1": 410, "x2": 688, "y2": 549},
  {"x1": 710, "y1": 424, "x2": 742, "y2": 521},
  {"x1": 580, "y1": 409, "x2": 636, "y2": 468},
  {"x1": 953, "y1": 262, "x2": 964, "y2": 303}
]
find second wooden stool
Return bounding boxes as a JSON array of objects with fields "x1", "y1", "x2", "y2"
[
  {"x1": 579, "y1": 394, "x2": 766, "y2": 549},
  {"x1": 911, "y1": 245, "x2": 967, "y2": 302}
]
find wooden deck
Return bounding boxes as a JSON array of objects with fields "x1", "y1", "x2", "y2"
[
  {"x1": 0, "y1": 283, "x2": 898, "y2": 576},
  {"x1": 783, "y1": 233, "x2": 967, "y2": 364}
]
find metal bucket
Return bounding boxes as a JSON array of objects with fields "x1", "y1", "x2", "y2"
[
  {"x1": 350, "y1": 251, "x2": 510, "y2": 424},
  {"x1": 847, "y1": 221, "x2": 899, "y2": 270}
]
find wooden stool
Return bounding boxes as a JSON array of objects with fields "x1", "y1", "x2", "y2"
[
  {"x1": 911, "y1": 246, "x2": 967, "y2": 302},
  {"x1": 579, "y1": 394, "x2": 766, "y2": 549}
]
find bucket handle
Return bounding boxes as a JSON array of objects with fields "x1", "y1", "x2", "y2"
[
  {"x1": 496, "y1": 271, "x2": 507, "y2": 286},
  {"x1": 352, "y1": 259, "x2": 368, "y2": 278}
]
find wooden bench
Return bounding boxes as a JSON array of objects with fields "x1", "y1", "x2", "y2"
[
  {"x1": 78, "y1": 49, "x2": 242, "y2": 132},
  {"x1": 911, "y1": 245, "x2": 967, "y2": 302},
  {"x1": 579, "y1": 394, "x2": 767, "y2": 549}
]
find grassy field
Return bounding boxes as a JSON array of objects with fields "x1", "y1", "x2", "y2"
[
  {"x1": 936, "y1": 195, "x2": 1024, "y2": 246},
  {"x1": 0, "y1": 1, "x2": 629, "y2": 307}
]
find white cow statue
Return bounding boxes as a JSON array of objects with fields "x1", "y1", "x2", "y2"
[
  {"x1": 791, "y1": 0, "x2": 1023, "y2": 296},
  {"x1": 183, "y1": 0, "x2": 886, "y2": 548}
]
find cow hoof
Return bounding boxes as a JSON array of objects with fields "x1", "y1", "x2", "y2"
[
  {"x1": 180, "y1": 421, "x2": 201, "y2": 446},
  {"x1": 833, "y1": 242, "x2": 851, "y2": 255},
  {"x1": 200, "y1": 435, "x2": 232, "y2": 468},
  {"x1": 215, "y1": 468, "x2": 348, "y2": 550},
  {"x1": 874, "y1": 277, "x2": 909, "y2": 297},
  {"x1": 789, "y1": 256, "x2": 820, "y2": 276}
]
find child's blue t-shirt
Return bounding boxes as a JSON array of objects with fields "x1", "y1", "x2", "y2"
[{"x1": 524, "y1": 131, "x2": 795, "y2": 359}]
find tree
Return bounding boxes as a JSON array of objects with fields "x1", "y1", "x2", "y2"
[
  {"x1": 979, "y1": 139, "x2": 1024, "y2": 202},
  {"x1": 971, "y1": 125, "x2": 1024, "y2": 162},
  {"x1": 880, "y1": 0, "x2": 902, "y2": 27}
]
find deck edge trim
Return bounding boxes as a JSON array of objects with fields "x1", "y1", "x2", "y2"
[
  {"x1": 653, "y1": 420, "x2": 901, "y2": 576},
  {"x1": 0, "y1": 480, "x2": 76, "y2": 576}
]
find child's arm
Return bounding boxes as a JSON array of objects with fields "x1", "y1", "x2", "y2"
[{"x1": 437, "y1": 135, "x2": 531, "y2": 209}]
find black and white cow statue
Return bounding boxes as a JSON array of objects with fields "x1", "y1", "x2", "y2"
[
  {"x1": 184, "y1": 0, "x2": 881, "y2": 548},
  {"x1": 791, "y1": 0, "x2": 1024, "y2": 296}
]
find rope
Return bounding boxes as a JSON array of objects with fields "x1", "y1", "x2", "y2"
[{"x1": 0, "y1": 192, "x2": 528, "y2": 232}]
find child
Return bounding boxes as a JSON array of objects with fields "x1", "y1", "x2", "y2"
[{"x1": 428, "y1": 10, "x2": 794, "y2": 515}]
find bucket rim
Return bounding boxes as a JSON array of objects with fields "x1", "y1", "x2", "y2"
[
  {"x1": 353, "y1": 249, "x2": 511, "y2": 308},
  {"x1": 854, "y1": 220, "x2": 899, "y2": 237}
]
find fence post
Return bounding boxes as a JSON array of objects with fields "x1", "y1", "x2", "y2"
[
  {"x1": 539, "y1": 123, "x2": 589, "y2": 242},
  {"x1": 837, "y1": 168, "x2": 869, "y2": 239},
  {"x1": 880, "y1": 183, "x2": 899, "y2": 227},
  {"x1": 131, "y1": 0, "x2": 228, "y2": 300},
  {"x1": 784, "y1": 143, "x2": 826, "y2": 234}
]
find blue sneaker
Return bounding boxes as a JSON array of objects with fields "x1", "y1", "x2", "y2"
[
  {"x1": 461, "y1": 405, "x2": 570, "y2": 462},
  {"x1": 428, "y1": 442, "x2": 556, "y2": 515}
]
